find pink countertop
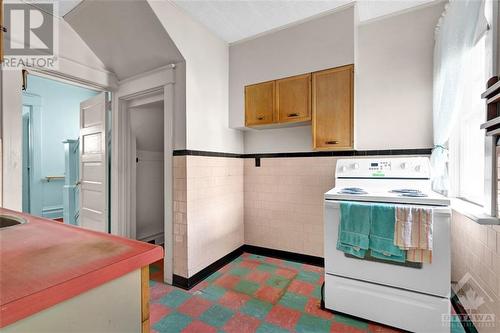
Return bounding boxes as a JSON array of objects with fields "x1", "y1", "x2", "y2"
[{"x1": 0, "y1": 208, "x2": 163, "y2": 328}]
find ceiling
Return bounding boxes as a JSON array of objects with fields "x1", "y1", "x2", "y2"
[
  {"x1": 172, "y1": 0, "x2": 436, "y2": 43},
  {"x1": 58, "y1": 0, "x2": 436, "y2": 56},
  {"x1": 64, "y1": 0, "x2": 183, "y2": 80}
]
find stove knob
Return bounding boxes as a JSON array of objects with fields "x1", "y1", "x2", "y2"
[
  {"x1": 400, "y1": 162, "x2": 407, "y2": 170},
  {"x1": 415, "y1": 165, "x2": 421, "y2": 172},
  {"x1": 352, "y1": 163, "x2": 359, "y2": 170},
  {"x1": 339, "y1": 166, "x2": 347, "y2": 173}
]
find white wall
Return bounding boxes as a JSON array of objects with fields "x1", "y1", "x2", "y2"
[
  {"x1": 355, "y1": 2, "x2": 444, "y2": 150},
  {"x1": 147, "y1": 0, "x2": 244, "y2": 154},
  {"x1": 229, "y1": 6, "x2": 355, "y2": 154},
  {"x1": 230, "y1": 5, "x2": 355, "y2": 130},
  {"x1": 1, "y1": 14, "x2": 115, "y2": 211}
]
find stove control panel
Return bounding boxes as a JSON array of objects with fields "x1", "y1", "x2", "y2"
[{"x1": 336, "y1": 157, "x2": 430, "y2": 179}]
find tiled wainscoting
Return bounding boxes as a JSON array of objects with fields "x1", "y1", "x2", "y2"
[
  {"x1": 244, "y1": 157, "x2": 336, "y2": 257},
  {"x1": 451, "y1": 211, "x2": 500, "y2": 332},
  {"x1": 173, "y1": 156, "x2": 244, "y2": 278}
]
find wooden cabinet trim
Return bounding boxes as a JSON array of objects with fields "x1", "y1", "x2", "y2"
[{"x1": 141, "y1": 266, "x2": 150, "y2": 333}]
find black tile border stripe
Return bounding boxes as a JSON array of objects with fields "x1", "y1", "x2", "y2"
[
  {"x1": 173, "y1": 148, "x2": 433, "y2": 159},
  {"x1": 173, "y1": 245, "x2": 245, "y2": 290},
  {"x1": 172, "y1": 244, "x2": 323, "y2": 290}
]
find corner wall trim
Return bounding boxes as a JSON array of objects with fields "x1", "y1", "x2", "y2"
[
  {"x1": 172, "y1": 244, "x2": 324, "y2": 290},
  {"x1": 173, "y1": 245, "x2": 245, "y2": 290},
  {"x1": 172, "y1": 148, "x2": 433, "y2": 159}
]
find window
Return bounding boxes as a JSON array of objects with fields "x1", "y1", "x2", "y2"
[{"x1": 449, "y1": 36, "x2": 487, "y2": 205}]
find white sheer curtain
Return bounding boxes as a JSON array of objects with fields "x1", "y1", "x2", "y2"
[{"x1": 431, "y1": 0, "x2": 488, "y2": 194}]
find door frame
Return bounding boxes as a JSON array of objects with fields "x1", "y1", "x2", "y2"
[{"x1": 111, "y1": 65, "x2": 175, "y2": 284}]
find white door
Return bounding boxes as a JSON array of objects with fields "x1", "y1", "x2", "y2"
[{"x1": 79, "y1": 93, "x2": 109, "y2": 232}]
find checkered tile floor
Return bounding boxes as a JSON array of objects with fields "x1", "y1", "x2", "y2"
[{"x1": 149, "y1": 253, "x2": 466, "y2": 333}]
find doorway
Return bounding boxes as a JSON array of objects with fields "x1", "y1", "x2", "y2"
[
  {"x1": 21, "y1": 74, "x2": 108, "y2": 229},
  {"x1": 129, "y1": 99, "x2": 165, "y2": 244}
]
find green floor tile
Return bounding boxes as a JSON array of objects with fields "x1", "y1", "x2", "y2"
[
  {"x1": 200, "y1": 285, "x2": 226, "y2": 301},
  {"x1": 266, "y1": 275, "x2": 291, "y2": 289},
  {"x1": 283, "y1": 260, "x2": 303, "y2": 270},
  {"x1": 311, "y1": 285, "x2": 322, "y2": 299},
  {"x1": 205, "y1": 271, "x2": 222, "y2": 282},
  {"x1": 229, "y1": 266, "x2": 251, "y2": 276},
  {"x1": 257, "y1": 263, "x2": 277, "y2": 273},
  {"x1": 158, "y1": 289, "x2": 191, "y2": 308},
  {"x1": 200, "y1": 304, "x2": 234, "y2": 327},
  {"x1": 256, "y1": 323, "x2": 291, "y2": 333},
  {"x1": 334, "y1": 313, "x2": 369, "y2": 330},
  {"x1": 234, "y1": 279, "x2": 260, "y2": 295},
  {"x1": 278, "y1": 292, "x2": 309, "y2": 311},
  {"x1": 240, "y1": 298, "x2": 273, "y2": 319},
  {"x1": 296, "y1": 271, "x2": 321, "y2": 283},
  {"x1": 153, "y1": 312, "x2": 191, "y2": 333},
  {"x1": 450, "y1": 315, "x2": 467, "y2": 333},
  {"x1": 296, "y1": 313, "x2": 331, "y2": 333}
]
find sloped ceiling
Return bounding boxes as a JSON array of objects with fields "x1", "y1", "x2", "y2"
[
  {"x1": 64, "y1": 0, "x2": 184, "y2": 80},
  {"x1": 172, "y1": 0, "x2": 436, "y2": 43}
]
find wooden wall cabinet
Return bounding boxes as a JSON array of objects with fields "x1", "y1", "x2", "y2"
[
  {"x1": 244, "y1": 64, "x2": 354, "y2": 151},
  {"x1": 245, "y1": 81, "x2": 276, "y2": 126},
  {"x1": 276, "y1": 74, "x2": 311, "y2": 124},
  {"x1": 312, "y1": 65, "x2": 354, "y2": 150}
]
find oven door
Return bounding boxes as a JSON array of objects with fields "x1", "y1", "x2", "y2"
[{"x1": 324, "y1": 200, "x2": 451, "y2": 298}]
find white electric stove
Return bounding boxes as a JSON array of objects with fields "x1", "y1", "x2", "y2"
[{"x1": 324, "y1": 157, "x2": 452, "y2": 333}]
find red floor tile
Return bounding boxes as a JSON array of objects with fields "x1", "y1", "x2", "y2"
[
  {"x1": 182, "y1": 320, "x2": 217, "y2": 333},
  {"x1": 254, "y1": 285, "x2": 285, "y2": 304},
  {"x1": 223, "y1": 312, "x2": 261, "y2": 333},
  {"x1": 265, "y1": 304, "x2": 301, "y2": 330},
  {"x1": 177, "y1": 296, "x2": 213, "y2": 318},
  {"x1": 214, "y1": 274, "x2": 241, "y2": 289},
  {"x1": 368, "y1": 323, "x2": 402, "y2": 333},
  {"x1": 246, "y1": 270, "x2": 272, "y2": 284},
  {"x1": 219, "y1": 290, "x2": 251, "y2": 310},
  {"x1": 287, "y1": 279, "x2": 315, "y2": 296},
  {"x1": 331, "y1": 322, "x2": 366, "y2": 333},
  {"x1": 150, "y1": 283, "x2": 174, "y2": 301},
  {"x1": 191, "y1": 280, "x2": 210, "y2": 293},
  {"x1": 304, "y1": 298, "x2": 334, "y2": 320},
  {"x1": 275, "y1": 267, "x2": 297, "y2": 279},
  {"x1": 150, "y1": 303, "x2": 171, "y2": 324},
  {"x1": 240, "y1": 259, "x2": 261, "y2": 270}
]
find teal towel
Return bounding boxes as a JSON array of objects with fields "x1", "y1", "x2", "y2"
[
  {"x1": 369, "y1": 204, "x2": 406, "y2": 263},
  {"x1": 336, "y1": 202, "x2": 371, "y2": 258}
]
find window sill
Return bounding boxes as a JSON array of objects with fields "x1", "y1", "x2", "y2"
[{"x1": 450, "y1": 198, "x2": 500, "y2": 225}]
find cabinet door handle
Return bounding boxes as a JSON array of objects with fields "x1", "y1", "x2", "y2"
[
  {"x1": 325, "y1": 140, "x2": 338, "y2": 145},
  {"x1": 257, "y1": 116, "x2": 264, "y2": 120},
  {"x1": 287, "y1": 113, "x2": 299, "y2": 117}
]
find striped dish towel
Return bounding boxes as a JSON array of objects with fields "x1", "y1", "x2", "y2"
[{"x1": 394, "y1": 207, "x2": 433, "y2": 263}]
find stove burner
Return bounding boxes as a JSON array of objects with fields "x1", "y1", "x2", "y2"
[
  {"x1": 339, "y1": 187, "x2": 368, "y2": 195},
  {"x1": 390, "y1": 189, "x2": 422, "y2": 194},
  {"x1": 398, "y1": 192, "x2": 428, "y2": 197}
]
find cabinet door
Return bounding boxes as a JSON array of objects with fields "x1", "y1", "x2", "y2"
[
  {"x1": 312, "y1": 65, "x2": 353, "y2": 150},
  {"x1": 245, "y1": 81, "x2": 276, "y2": 126},
  {"x1": 276, "y1": 74, "x2": 311, "y2": 123}
]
